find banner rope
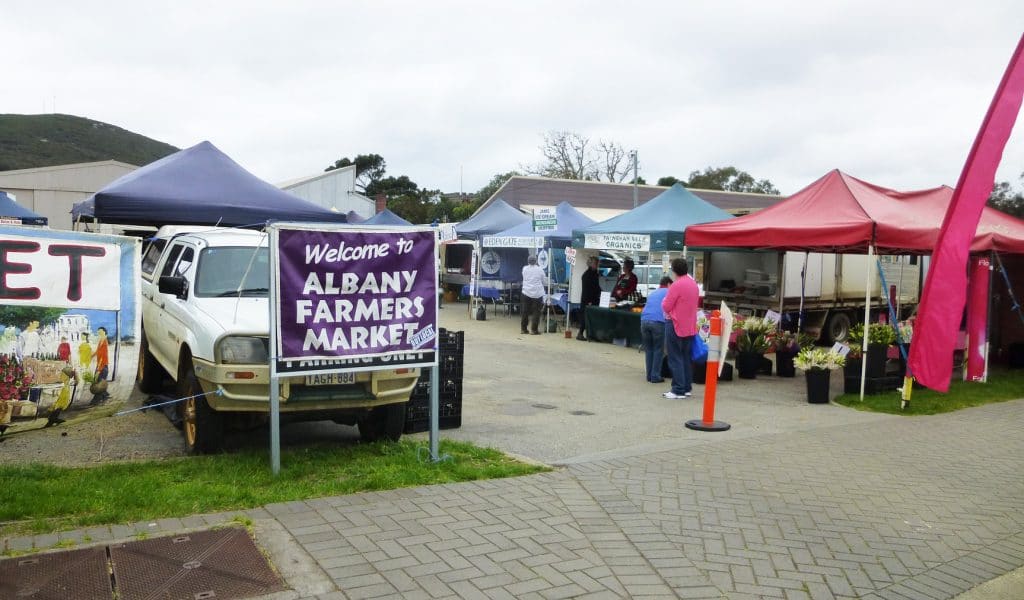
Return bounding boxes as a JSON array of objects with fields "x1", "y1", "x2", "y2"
[{"x1": 114, "y1": 389, "x2": 223, "y2": 416}]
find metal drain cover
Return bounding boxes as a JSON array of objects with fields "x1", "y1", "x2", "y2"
[
  {"x1": 0, "y1": 546, "x2": 112, "y2": 600},
  {"x1": 110, "y1": 527, "x2": 284, "y2": 600}
]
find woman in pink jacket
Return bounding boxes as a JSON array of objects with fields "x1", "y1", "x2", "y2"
[{"x1": 661, "y1": 258, "x2": 699, "y2": 399}]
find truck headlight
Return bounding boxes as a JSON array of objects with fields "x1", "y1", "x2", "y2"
[{"x1": 218, "y1": 336, "x2": 268, "y2": 364}]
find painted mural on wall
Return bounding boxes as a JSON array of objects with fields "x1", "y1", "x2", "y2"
[{"x1": 0, "y1": 226, "x2": 140, "y2": 438}]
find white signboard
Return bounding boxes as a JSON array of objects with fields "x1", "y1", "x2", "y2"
[
  {"x1": 584, "y1": 233, "x2": 650, "y2": 252},
  {"x1": 719, "y1": 301, "x2": 734, "y2": 377},
  {"x1": 565, "y1": 247, "x2": 577, "y2": 266},
  {"x1": 480, "y1": 235, "x2": 543, "y2": 248},
  {"x1": 533, "y1": 207, "x2": 557, "y2": 232},
  {"x1": 437, "y1": 223, "x2": 457, "y2": 243},
  {"x1": 537, "y1": 248, "x2": 549, "y2": 270},
  {"x1": 469, "y1": 250, "x2": 478, "y2": 297},
  {"x1": 599, "y1": 291, "x2": 612, "y2": 308},
  {"x1": 0, "y1": 233, "x2": 122, "y2": 310},
  {"x1": 764, "y1": 310, "x2": 781, "y2": 325},
  {"x1": 833, "y1": 342, "x2": 851, "y2": 357}
]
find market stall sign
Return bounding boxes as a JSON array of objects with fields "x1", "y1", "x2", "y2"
[
  {"x1": 533, "y1": 207, "x2": 557, "y2": 232},
  {"x1": 480, "y1": 235, "x2": 543, "y2": 248},
  {"x1": 584, "y1": 233, "x2": 650, "y2": 252},
  {"x1": 271, "y1": 225, "x2": 438, "y2": 375},
  {"x1": 0, "y1": 233, "x2": 122, "y2": 310}
]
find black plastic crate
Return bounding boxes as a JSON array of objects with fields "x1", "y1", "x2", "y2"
[
  {"x1": 844, "y1": 375, "x2": 901, "y2": 395},
  {"x1": 404, "y1": 415, "x2": 462, "y2": 434}
]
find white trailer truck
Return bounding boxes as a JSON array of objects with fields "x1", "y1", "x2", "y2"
[{"x1": 700, "y1": 250, "x2": 920, "y2": 342}]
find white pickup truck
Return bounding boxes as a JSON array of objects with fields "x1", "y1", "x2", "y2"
[{"x1": 138, "y1": 227, "x2": 420, "y2": 453}]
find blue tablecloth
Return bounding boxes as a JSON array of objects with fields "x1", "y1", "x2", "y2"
[{"x1": 461, "y1": 284, "x2": 501, "y2": 300}]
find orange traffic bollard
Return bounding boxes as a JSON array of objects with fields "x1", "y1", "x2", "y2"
[{"x1": 685, "y1": 310, "x2": 731, "y2": 432}]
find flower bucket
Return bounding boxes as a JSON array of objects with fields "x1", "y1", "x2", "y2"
[
  {"x1": 736, "y1": 352, "x2": 761, "y2": 379},
  {"x1": 805, "y1": 368, "x2": 831, "y2": 404},
  {"x1": 775, "y1": 351, "x2": 796, "y2": 377}
]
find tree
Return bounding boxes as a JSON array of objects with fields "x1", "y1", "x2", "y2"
[
  {"x1": 366, "y1": 175, "x2": 419, "y2": 199},
  {"x1": 657, "y1": 176, "x2": 681, "y2": 187},
  {"x1": 475, "y1": 171, "x2": 520, "y2": 203},
  {"x1": 0, "y1": 307, "x2": 66, "y2": 328},
  {"x1": 525, "y1": 131, "x2": 635, "y2": 182},
  {"x1": 988, "y1": 172, "x2": 1024, "y2": 217},
  {"x1": 324, "y1": 153, "x2": 386, "y2": 192},
  {"x1": 684, "y1": 166, "x2": 780, "y2": 195}
]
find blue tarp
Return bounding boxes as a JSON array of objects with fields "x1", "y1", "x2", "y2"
[
  {"x1": 362, "y1": 208, "x2": 412, "y2": 226},
  {"x1": 484, "y1": 201, "x2": 595, "y2": 247},
  {"x1": 455, "y1": 198, "x2": 529, "y2": 237},
  {"x1": 345, "y1": 210, "x2": 365, "y2": 223},
  {"x1": 84, "y1": 141, "x2": 348, "y2": 227},
  {"x1": 573, "y1": 183, "x2": 733, "y2": 251},
  {"x1": 0, "y1": 191, "x2": 47, "y2": 226}
]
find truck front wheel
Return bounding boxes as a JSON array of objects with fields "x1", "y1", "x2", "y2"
[
  {"x1": 357, "y1": 403, "x2": 406, "y2": 443},
  {"x1": 180, "y1": 367, "x2": 224, "y2": 454}
]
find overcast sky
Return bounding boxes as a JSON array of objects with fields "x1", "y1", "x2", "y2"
[{"x1": 4, "y1": 2, "x2": 1023, "y2": 196}]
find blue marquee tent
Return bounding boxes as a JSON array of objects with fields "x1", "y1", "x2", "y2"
[
  {"x1": 83, "y1": 141, "x2": 348, "y2": 227},
  {"x1": 362, "y1": 208, "x2": 412, "y2": 226},
  {"x1": 483, "y1": 201, "x2": 594, "y2": 248},
  {"x1": 573, "y1": 183, "x2": 734, "y2": 251},
  {"x1": 455, "y1": 198, "x2": 529, "y2": 238},
  {"x1": 0, "y1": 191, "x2": 47, "y2": 226}
]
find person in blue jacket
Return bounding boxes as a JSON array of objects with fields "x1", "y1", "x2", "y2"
[{"x1": 640, "y1": 276, "x2": 673, "y2": 383}]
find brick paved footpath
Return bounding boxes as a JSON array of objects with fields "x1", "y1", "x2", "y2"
[{"x1": 5, "y1": 401, "x2": 1022, "y2": 599}]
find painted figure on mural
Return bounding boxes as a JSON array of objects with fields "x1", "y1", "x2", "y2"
[
  {"x1": 78, "y1": 332, "x2": 93, "y2": 370},
  {"x1": 58, "y1": 336, "x2": 71, "y2": 362},
  {"x1": 18, "y1": 321, "x2": 41, "y2": 359},
  {"x1": 88, "y1": 327, "x2": 110, "y2": 405}
]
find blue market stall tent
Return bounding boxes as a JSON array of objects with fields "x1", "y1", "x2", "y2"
[
  {"x1": 481, "y1": 200, "x2": 596, "y2": 282},
  {"x1": 454, "y1": 198, "x2": 529, "y2": 238},
  {"x1": 572, "y1": 183, "x2": 734, "y2": 252},
  {"x1": 361, "y1": 208, "x2": 413, "y2": 226},
  {"x1": 81, "y1": 141, "x2": 348, "y2": 227},
  {"x1": 0, "y1": 191, "x2": 47, "y2": 226}
]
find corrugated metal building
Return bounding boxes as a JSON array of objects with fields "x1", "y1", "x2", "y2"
[{"x1": 278, "y1": 164, "x2": 374, "y2": 219}]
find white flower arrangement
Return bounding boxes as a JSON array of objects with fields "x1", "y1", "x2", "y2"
[{"x1": 794, "y1": 347, "x2": 846, "y2": 371}]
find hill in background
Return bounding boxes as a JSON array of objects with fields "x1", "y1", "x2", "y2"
[{"x1": 0, "y1": 114, "x2": 179, "y2": 171}]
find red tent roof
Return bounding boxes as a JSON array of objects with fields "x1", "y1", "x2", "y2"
[{"x1": 684, "y1": 170, "x2": 1024, "y2": 255}]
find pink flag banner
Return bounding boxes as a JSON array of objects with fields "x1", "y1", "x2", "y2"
[{"x1": 910, "y1": 34, "x2": 1024, "y2": 391}]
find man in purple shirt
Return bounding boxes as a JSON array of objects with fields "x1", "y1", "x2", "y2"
[{"x1": 661, "y1": 258, "x2": 699, "y2": 399}]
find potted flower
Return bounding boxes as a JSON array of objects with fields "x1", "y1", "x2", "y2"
[
  {"x1": 733, "y1": 316, "x2": 774, "y2": 379},
  {"x1": 794, "y1": 347, "x2": 846, "y2": 403},
  {"x1": 0, "y1": 354, "x2": 34, "y2": 424},
  {"x1": 773, "y1": 329, "x2": 799, "y2": 377},
  {"x1": 866, "y1": 323, "x2": 896, "y2": 378}
]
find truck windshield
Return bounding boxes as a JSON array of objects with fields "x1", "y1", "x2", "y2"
[{"x1": 195, "y1": 246, "x2": 270, "y2": 297}]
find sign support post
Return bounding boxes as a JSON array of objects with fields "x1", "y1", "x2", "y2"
[{"x1": 268, "y1": 226, "x2": 282, "y2": 475}]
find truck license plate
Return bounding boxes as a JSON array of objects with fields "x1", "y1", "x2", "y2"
[{"x1": 305, "y1": 372, "x2": 356, "y2": 386}]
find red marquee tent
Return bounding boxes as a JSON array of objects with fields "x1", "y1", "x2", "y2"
[{"x1": 685, "y1": 169, "x2": 1024, "y2": 255}]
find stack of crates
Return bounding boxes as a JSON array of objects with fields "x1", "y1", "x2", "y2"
[{"x1": 404, "y1": 328, "x2": 464, "y2": 434}]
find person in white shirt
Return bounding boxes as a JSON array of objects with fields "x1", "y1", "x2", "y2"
[{"x1": 520, "y1": 255, "x2": 548, "y2": 335}]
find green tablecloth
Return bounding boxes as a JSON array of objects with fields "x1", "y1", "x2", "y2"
[{"x1": 584, "y1": 306, "x2": 643, "y2": 347}]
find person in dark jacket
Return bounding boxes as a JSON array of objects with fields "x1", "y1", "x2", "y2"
[{"x1": 577, "y1": 255, "x2": 602, "y2": 340}]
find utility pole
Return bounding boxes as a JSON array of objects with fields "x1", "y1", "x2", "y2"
[{"x1": 631, "y1": 150, "x2": 639, "y2": 208}]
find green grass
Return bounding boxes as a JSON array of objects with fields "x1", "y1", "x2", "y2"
[
  {"x1": 835, "y1": 367, "x2": 1024, "y2": 415},
  {"x1": 0, "y1": 440, "x2": 547, "y2": 539}
]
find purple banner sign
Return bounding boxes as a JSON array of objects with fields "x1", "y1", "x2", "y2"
[{"x1": 275, "y1": 227, "x2": 437, "y2": 370}]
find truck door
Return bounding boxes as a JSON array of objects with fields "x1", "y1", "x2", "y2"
[{"x1": 147, "y1": 242, "x2": 188, "y2": 369}]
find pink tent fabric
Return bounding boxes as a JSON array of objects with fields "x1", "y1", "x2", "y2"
[
  {"x1": 684, "y1": 170, "x2": 1024, "y2": 255},
  {"x1": 911, "y1": 34, "x2": 1024, "y2": 391}
]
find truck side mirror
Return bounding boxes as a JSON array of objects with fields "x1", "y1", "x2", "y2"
[{"x1": 158, "y1": 275, "x2": 189, "y2": 299}]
